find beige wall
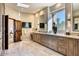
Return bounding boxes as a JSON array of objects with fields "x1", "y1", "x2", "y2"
[
  {"x1": 20, "y1": 13, "x2": 34, "y2": 28},
  {"x1": 5, "y1": 6, "x2": 20, "y2": 20},
  {"x1": 65, "y1": 3, "x2": 72, "y2": 32},
  {"x1": 34, "y1": 7, "x2": 48, "y2": 32},
  {"x1": 20, "y1": 13, "x2": 35, "y2": 40},
  {"x1": 73, "y1": 10, "x2": 79, "y2": 17},
  {"x1": 0, "y1": 3, "x2": 5, "y2": 51}
]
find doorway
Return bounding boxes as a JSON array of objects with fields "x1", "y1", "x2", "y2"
[
  {"x1": 14, "y1": 20, "x2": 22, "y2": 42},
  {"x1": 8, "y1": 18, "x2": 14, "y2": 44},
  {"x1": 8, "y1": 18, "x2": 22, "y2": 43}
]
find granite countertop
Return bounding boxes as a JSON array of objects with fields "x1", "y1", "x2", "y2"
[{"x1": 32, "y1": 32, "x2": 79, "y2": 39}]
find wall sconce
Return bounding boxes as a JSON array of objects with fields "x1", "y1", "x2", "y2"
[
  {"x1": 40, "y1": 11, "x2": 44, "y2": 15},
  {"x1": 68, "y1": 13, "x2": 71, "y2": 19},
  {"x1": 35, "y1": 13, "x2": 39, "y2": 17}
]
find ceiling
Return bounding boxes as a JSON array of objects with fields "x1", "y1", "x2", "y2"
[{"x1": 5, "y1": 3, "x2": 55, "y2": 14}]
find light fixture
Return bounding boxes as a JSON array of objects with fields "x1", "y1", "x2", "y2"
[
  {"x1": 56, "y1": 3, "x2": 61, "y2": 8},
  {"x1": 35, "y1": 13, "x2": 39, "y2": 17},
  {"x1": 17, "y1": 3, "x2": 30, "y2": 8},
  {"x1": 68, "y1": 13, "x2": 71, "y2": 19},
  {"x1": 40, "y1": 11, "x2": 44, "y2": 15}
]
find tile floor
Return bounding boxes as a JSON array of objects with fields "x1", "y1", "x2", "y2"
[{"x1": 0, "y1": 39, "x2": 63, "y2": 56}]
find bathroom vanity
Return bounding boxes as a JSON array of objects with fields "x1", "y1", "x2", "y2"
[{"x1": 31, "y1": 32, "x2": 79, "y2": 56}]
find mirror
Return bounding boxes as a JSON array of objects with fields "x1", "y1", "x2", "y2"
[
  {"x1": 73, "y1": 3, "x2": 79, "y2": 31},
  {"x1": 48, "y1": 3, "x2": 65, "y2": 34}
]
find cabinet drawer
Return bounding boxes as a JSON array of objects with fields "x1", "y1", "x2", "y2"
[
  {"x1": 58, "y1": 47, "x2": 67, "y2": 55},
  {"x1": 58, "y1": 42, "x2": 66, "y2": 48},
  {"x1": 49, "y1": 39, "x2": 57, "y2": 50},
  {"x1": 58, "y1": 39, "x2": 67, "y2": 48}
]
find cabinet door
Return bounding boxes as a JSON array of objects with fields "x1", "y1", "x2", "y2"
[
  {"x1": 37, "y1": 34, "x2": 49, "y2": 47},
  {"x1": 31, "y1": 34, "x2": 34, "y2": 40},
  {"x1": 34, "y1": 34, "x2": 37, "y2": 42},
  {"x1": 36, "y1": 34, "x2": 40, "y2": 43},
  {"x1": 75, "y1": 40, "x2": 79, "y2": 56},
  {"x1": 58, "y1": 46, "x2": 67, "y2": 55},
  {"x1": 38, "y1": 34, "x2": 42, "y2": 43},
  {"x1": 74, "y1": 40, "x2": 79, "y2": 56},
  {"x1": 67, "y1": 39, "x2": 76, "y2": 56},
  {"x1": 42, "y1": 35, "x2": 49, "y2": 46},
  {"x1": 48, "y1": 36, "x2": 57, "y2": 51},
  {"x1": 32, "y1": 34, "x2": 36, "y2": 41},
  {"x1": 57, "y1": 37, "x2": 68, "y2": 55}
]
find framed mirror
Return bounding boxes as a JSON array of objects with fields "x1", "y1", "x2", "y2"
[{"x1": 72, "y1": 3, "x2": 79, "y2": 31}]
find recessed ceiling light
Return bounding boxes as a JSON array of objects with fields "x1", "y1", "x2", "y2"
[{"x1": 17, "y1": 3, "x2": 30, "y2": 8}]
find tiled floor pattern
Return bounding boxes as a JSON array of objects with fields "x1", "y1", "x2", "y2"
[{"x1": 0, "y1": 39, "x2": 63, "y2": 56}]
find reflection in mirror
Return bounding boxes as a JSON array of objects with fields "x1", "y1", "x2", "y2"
[
  {"x1": 55, "y1": 9, "x2": 65, "y2": 33},
  {"x1": 73, "y1": 3, "x2": 79, "y2": 31},
  {"x1": 51, "y1": 9, "x2": 65, "y2": 34}
]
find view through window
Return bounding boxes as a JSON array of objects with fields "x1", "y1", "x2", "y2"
[{"x1": 54, "y1": 9, "x2": 65, "y2": 34}]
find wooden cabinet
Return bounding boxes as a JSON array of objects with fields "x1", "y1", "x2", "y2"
[
  {"x1": 41, "y1": 35, "x2": 48, "y2": 46},
  {"x1": 32, "y1": 33, "x2": 36, "y2": 41},
  {"x1": 34, "y1": 34, "x2": 38, "y2": 42},
  {"x1": 67, "y1": 39, "x2": 76, "y2": 56},
  {"x1": 57, "y1": 37, "x2": 68, "y2": 55},
  {"x1": 48, "y1": 36, "x2": 57, "y2": 51},
  {"x1": 75, "y1": 40, "x2": 79, "y2": 56},
  {"x1": 37, "y1": 34, "x2": 40, "y2": 43},
  {"x1": 58, "y1": 46, "x2": 67, "y2": 55},
  {"x1": 31, "y1": 33, "x2": 79, "y2": 56}
]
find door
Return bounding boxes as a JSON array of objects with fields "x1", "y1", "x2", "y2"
[
  {"x1": 8, "y1": 19, "x2": 14, "y2": 44},
  {"x1": 5, "y1": 15, "x2": 8, "y2": 49},
  {"x1": 14, "y1": 20, "x2": 22, "y2": 42}
]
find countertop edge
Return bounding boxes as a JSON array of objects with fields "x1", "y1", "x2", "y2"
[{"x1": 32, "y1": 32, "x2": 79, "y2": 40}]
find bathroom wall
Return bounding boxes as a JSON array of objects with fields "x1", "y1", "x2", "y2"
[
  {"x1": 34, "y1": 7, "x2": 48, "y2": 32},
  {"x1": 73, "y1": 10, "x2": 79, "y2": 17},
  {"x1": 65, "y1": 3, "x2": 72, "y2": 32},
  {"x1": 5, "y1": 5, "x2": 20, "y2": 20},
  {"x1": 20, "y1": 13, "x2": 35, "y2": 40},
  {"x1": 0, "y1": 3, "x2": 5, "y2": 53}
]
